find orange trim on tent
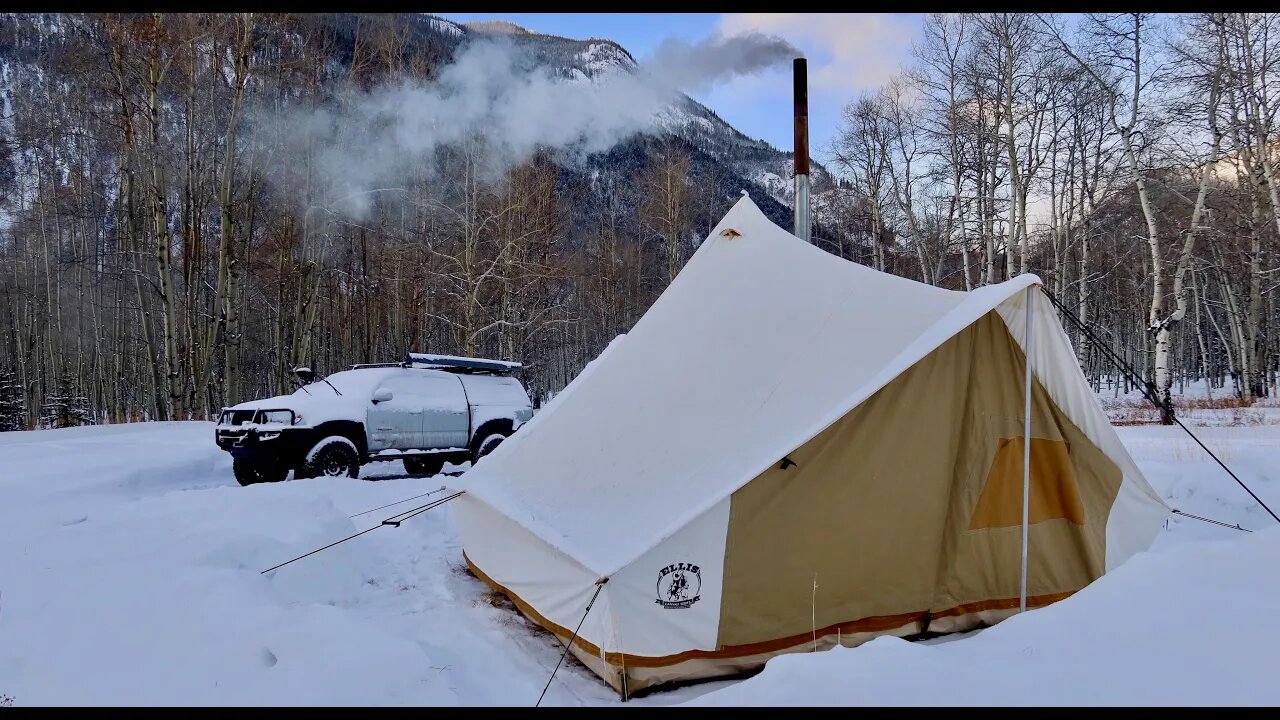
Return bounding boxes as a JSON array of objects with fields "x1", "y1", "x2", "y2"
[{"x1": 464, "y1": 553, "x2": 1075, "y2": 670}]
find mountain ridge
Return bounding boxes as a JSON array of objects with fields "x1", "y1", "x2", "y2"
[{"x1": 419, "y1": 13, "x2": 835, "y2": 221}]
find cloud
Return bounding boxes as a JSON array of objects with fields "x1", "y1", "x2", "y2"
[
  {"x1": 718, "y1": 13, "x2": 918, "y2": 93},
  {"x1": 251, "y1": 33, "x2": 798, "y2": 218}
]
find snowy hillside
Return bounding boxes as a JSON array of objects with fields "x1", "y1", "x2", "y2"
[{"x1": 1, "y1": 416, "x2": 1277, "y2": 706}]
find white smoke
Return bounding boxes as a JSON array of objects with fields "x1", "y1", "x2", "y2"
[{"x1": 254, "y1": 31, "x2": 799, "y2": 217}]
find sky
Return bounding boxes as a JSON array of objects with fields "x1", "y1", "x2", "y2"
[{"x1": 439, "y1": 13, "x2": 923, "y2": 160}]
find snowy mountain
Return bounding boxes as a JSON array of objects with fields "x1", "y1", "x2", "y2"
[
  {"x1": 0, "y1": 12, "x2": 833, "y2": 235},
  {"x1": 421, "y1": 14, "x2": 835, "y2": 226}
]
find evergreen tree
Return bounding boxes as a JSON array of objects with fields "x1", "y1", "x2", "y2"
[
  {"x1": 0, "y1": 367, "x2": 25, "y2": 431},
  {"x1": 40, "y1": 372, "x2": 93, "y2": 429}
]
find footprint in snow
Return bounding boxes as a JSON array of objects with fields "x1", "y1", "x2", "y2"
[{"x1": 262, "y1": 648, "x2": 278, "y2": 668}]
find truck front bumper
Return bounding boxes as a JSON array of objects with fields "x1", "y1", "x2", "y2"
[{"x1": 215, "y1": 428, "x2": 311, "y2": 467}]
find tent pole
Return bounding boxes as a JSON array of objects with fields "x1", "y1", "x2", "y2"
[{"x1": 1020, "y1": 285, "x2": 1034, "y2": 613}]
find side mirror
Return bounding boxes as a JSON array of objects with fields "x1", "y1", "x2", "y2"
[
  {"x1": 293, "y1": 366, "x2": 316, "y2": 385},
  {"x1": 371, "y1": 388, "x2": 394, "y2": 405}
]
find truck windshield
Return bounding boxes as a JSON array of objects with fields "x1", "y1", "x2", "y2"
[
  {"x1": 292, "y1": 369, "x2": 366, "y2": 397},
  {"x1": 257, "y1": 410, "x2": 294, "y2": 425},
  {"x1": 219, "y1": 410, "x2": 255, "y2": 426}
]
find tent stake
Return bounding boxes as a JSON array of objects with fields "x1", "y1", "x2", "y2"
[{"x1": 1020, "y1": 285, "x2": 1034, "y2": 613}]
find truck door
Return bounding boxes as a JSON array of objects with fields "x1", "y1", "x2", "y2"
[
  {"x1": 367, "y1": 373, "x2": 430, "y2": 450},
  {"x1": 416, "y1": 373, "x2": 469, "y2": 448}
]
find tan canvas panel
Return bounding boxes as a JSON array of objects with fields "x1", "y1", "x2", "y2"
[
  {"x1": 718, "y1": 311, "x2": 1122, "y2": 648},
  {"x1": 969, "y1": 437, "x2": 1085, "y2": 529},
  {"x1": 931, "y1": 313, "x2": 1121, "y2": 612}
]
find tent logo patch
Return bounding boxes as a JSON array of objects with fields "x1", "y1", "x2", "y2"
[{"x1": 655, "y1": 563, "x2": 701, "y2": 609}]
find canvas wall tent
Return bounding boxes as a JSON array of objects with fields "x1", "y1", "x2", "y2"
[{"x1": 451, "y1": 196, "x2": 1170, "y2": 696}]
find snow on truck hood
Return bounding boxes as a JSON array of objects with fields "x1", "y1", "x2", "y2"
[
  {"x1": 225, "y1": 368, "x2": 399, "y2": 425},
  {"x1": 225, "y1": 392, "x2": 368, "y2": 427}
]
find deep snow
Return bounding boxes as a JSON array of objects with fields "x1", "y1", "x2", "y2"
[
  {"x1": 0, "y1": 423, "x2": 724, "y2": 706},
  {"x1": 1, "y1": 418, "x2": 1277, "y2": 705}
]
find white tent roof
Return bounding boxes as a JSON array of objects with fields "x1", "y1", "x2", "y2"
[{"x1": 456, "y1": 197, "x2": 1107, "y2": 576}]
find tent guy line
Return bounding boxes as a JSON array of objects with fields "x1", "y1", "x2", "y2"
[
  {"x1": 1170, "y1": 509, "x2": 1251, "y2": 533},
  {"x1": 348, "y1": 485, "x2": 447, "y2": 519},
  {"x1": 1040, "y1": 286, "x2": 1279, "y2": 526},
  {"x1": 535, "y1": 580, "x2": 608, "y2": 708},
  {"x1": 382, "y1": 491, "x2": 466, "y2": 527},
  {"x1": 260, "y1": 491, "x2": 465, "y2": 574}
]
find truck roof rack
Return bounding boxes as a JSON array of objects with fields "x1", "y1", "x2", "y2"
[
  {"x1": 349, "y1": 362, "x2": 402, "y2": 370},
  {"x1": 403, "y1": 351, "x2": 522, "y2": 375}
]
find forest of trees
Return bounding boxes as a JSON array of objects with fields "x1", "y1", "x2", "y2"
[
  {"x1": 0, "y1": 13, "x2": 754, "y2": 426},
  {"x1": 0, "y1": 12, "x2": 1276, "y2": 430},
  {"x1": 830, "y1": 13, "x2": 1280, "y2": 421}
]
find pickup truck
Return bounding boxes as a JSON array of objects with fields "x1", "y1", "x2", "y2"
[{"x1": 215, "y1": 354, "x2": 533, "y2": 486}]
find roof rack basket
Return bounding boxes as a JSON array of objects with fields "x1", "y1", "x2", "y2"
[{"x1": 402, "y1": 351, "x2": 522, "y2": 376}]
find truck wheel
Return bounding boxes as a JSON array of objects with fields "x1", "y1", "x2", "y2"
[
  {"x1": 472, "y1": 432, "x2": 507, "y2": 465},
  {"x1": 302, "y1": 437, "x2": 360, "y2": 479},
  {"x1": 403, "y1": 456, "x2": 444, "y2": 477},
  {"x1": 234, "y1": 458, "x2": 288, "y2": 486}
]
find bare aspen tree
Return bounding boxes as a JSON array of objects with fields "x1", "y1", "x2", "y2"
[
  {"x1": 641, "y1": 137, "x2": 693, "y2": 285},
  {"x1": 1164, "y1": 14, "x2": 1228, "y2": 406},
  {"x1": 138, "y1": 15, "x2": 186, "y2": 419},
  {"x1": 1044, "y1": 13, "x2": 1176, "y2": 422},
  {"x1": 832, "y1": 95, "x2": 892, "y2": 273},
  {"x1": 914, "y1": 13, "x2": 974, "y2": 289},
  {"x1": 1221, "y1": 13, "x2": 1279, "y2": 399},
  {"x1": 881, "y1": 79, "x2": 935, "y2": 286},
  {"x1": 206, "y1": 13, "x2": 256, "y2": 408}
]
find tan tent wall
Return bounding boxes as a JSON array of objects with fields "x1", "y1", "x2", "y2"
[{"x1": 719, "y1": 310, "x2": 1122, "y2": 648}]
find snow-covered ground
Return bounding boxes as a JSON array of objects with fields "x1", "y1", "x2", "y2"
[
  {"x1": 0, "y1": 422, "x2": 724, "y2": 706},
  {"x1": 1, "y1": 416, "x2": 1277, "y2": 706}
]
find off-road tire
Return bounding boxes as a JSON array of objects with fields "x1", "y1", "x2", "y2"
[
  {"x1": 300, "y1": 436, "x2": 361, "y2": 479},
  {"x1": 471, "y1": 432, "x2": 507, "y2": 465},
  {"x1": 403, "y1": 456, "x2": 444, "y2": 477},
  {"x1": 233, "y1": 458, "x2": 288, "y2": 486}
]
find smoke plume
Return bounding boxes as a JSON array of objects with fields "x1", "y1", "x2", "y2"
[{"x1": 253, "y1": 31, "x2": 799, "y2": 217}]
